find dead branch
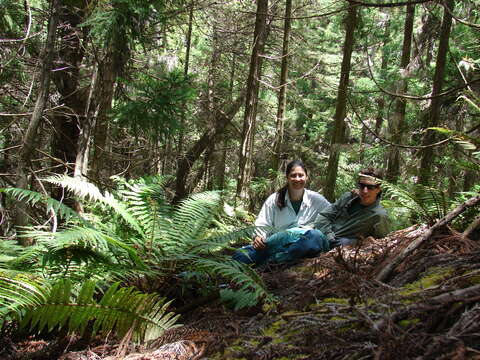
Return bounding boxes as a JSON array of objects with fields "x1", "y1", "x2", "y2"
[
  {"x1": 374, "y1": 284, "x2": 480, "y2": 332},
  {"x1": 430, "y1": 284, "x2": 480, "y2": 304},
  {"x1": 462, "y1": 215, "x2": 480, "y2": 240},
  {"x1": 376, "y1": 195, "x2": 480, "y2": 283}
]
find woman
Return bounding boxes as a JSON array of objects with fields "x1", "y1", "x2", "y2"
[{"x1": 233, "y1": 160, "x2": 330, "y2": 266}]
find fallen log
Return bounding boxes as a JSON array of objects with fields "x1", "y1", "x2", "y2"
[
  {"x1": 462, "y1": 214, "x2": 480, "y2": 240},
  {"x1": 376, "y1": 195, "x2": 480, "y2": 283},
  {"x1": 374, "y1": 283, "x2": 480, "y2": 332}
]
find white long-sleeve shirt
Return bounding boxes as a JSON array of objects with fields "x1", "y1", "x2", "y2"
[{"x1": 254, "y1": 189, "x2": 330, "y2": 238}]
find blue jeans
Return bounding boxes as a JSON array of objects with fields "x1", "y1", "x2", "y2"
[{"x1": 232, "y1": 229, "x2": 329, "y2": 266}]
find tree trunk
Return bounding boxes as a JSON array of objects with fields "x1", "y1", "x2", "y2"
[
  {"x1": 51, "y1": 4, "x2": 86, "y2": 180},
  {"x1": 215, "y1": 137, "x2": 228, "y2": 190},
  {"x1": 72, "y1": 65, "x2": 100, "y2": 213},
  {"x1": 374, "y1": 15, "x2": 390, "y2": 135},
  {"x1": 236, "y1": 0, "x2": 269, "y2": 201},
  {"x1": 184, "y1": 2, "x2": 194, "y2": 77},
  {"x1": 14, "y1": 0, "x2": 60, "y2": 243},
  {"x1": 417, "y1": 0, "x2": 455, "y2": 185},
  {"x1": 90, "y1": 36, "x2": 127, "y2": 181},
  {"x1": 178, "y1": 1, "x2": 194, "y2": 156},
  {"x1": 272, "y1": 0, "x2": 292, "y2": 172},
  {"x1": 359, "y1": 125, "x2": 366, "y2": 163},
  {"x1": 173, "y1": 93, "x2": 245, "y2": 202},
  {"x1": 386, "y1": 4, "x2": 415, "y2": 183},
  {"x1": 323, "y1": 3, "x2": 358, "y2": 202}
]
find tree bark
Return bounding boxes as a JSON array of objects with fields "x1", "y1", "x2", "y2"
[
  {"x1": 386, "y1": 4, "x2": 415, "y2": 183},
  {"x1": 462, "y1": 215, "x2": 480, "y2": 240},
  {"x1": 236, "y1": 0, "x2": 269, "y2": 201},
  {"x1": 272, "y1": 0, "x2": 292, "y2": 172},
  {"x1": 323, "y1": 3, "x2": 358, "y2": 202},
  {"x1": 90, "y1": 38, "x2": 127, "y2": 181},
  {"x1": 72, "y1": 65, "x2": 100, "y2": 213},
  {"x1": 173, "y1": 93, "x2": 245, "y2": 202},
  {"x1": 374, "y1": 15, "x2": 390, "y2": 136},
  {"x1": 178, "y1": 1, "x2": 194, "y2": 156},
  {"x1": 50, "y1": 4, "x2": 88, "y2": 204},
  {"x1": 417, "y1": 0, "x2": 455, "y2": 185},
  {"x1": 14, "y1": 0, "x2": 60, "y2": 243}
]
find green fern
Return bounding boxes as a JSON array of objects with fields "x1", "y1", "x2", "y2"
[
  {"x1": 381, "y1": 180, "x2": 460, "y2": 226},
  {"x1": 220, "y1": 288, "x2": 259, "y2": 310},
  {"x1": 117, "y1": 176, "x2": 172, "y2": 251},
  {"x1": 185, "y1": 227, "x2": 256, "y2": 254},
  {"x1": 0, "y1": 275, "x2": 48, "y2": 312},
  {"x1": 44, "y1": 175, "x2": 145, "y2": 236},
  {"x1": 20, "y1": 279, "x2": 179, "y2": 342},
  {"x1": 0, "y1": 188, "x2": 84, "y2": 224},
  {"x1": 0, "y1": 239, "x2": 25, "y2": 265},
  {"x1": 4, "y1": 175, "x2": 272, "y2": 313},
  {"x1": 194, "y1": 258, "x2": 271, "y2": 303},
  {"x1": 168, "y1": 192, "x2": 223, "y2": 246},
  {"x1": 381, "y1": 181, "x2": 439, "y2": 225},
  {"x1": 23, "y1": 226, "x2": 144, "y2": 268}
]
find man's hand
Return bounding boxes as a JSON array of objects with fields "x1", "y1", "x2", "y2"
[{"x1": 252, "y1": 235, "x2": 266, "y2": 250}]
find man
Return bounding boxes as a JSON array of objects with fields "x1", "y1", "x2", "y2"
[
  {"x1": 313, "y1": 167, "x2": 390, "y2": 248},
  {"x1": 233, "y1": 168, "x2": 389, "y2": 266}
]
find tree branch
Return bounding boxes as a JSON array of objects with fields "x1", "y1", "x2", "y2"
[
  {"x1": 376, "y1": 195, "x2": 480, "y2": 283},
  {"x1": 348, "y1": 96, "x2": 452, "y2": 150},
  {"x1": 347, "y1": 0, "x2": 432, "y2": 8},
  {"x1": 365, "y1": 45, "x2": 480, "y2": 101}
]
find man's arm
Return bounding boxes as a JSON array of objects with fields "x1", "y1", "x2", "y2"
[
  {"x1": 373, "y1": 212, "x2": 390, "y2": 239},
  {"x1": 314, "y1": 193, "x2": 348, "y2": 242}
]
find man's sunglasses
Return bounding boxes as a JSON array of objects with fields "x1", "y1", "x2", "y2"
[{"x1": 357, "y1": 182, "x2": 379, "y2": 190}]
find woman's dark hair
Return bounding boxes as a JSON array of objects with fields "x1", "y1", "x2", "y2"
[{"x1": 276, "y1": 160, "x2": 307, "y2": 209}]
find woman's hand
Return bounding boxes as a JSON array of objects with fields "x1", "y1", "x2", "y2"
[{"x1": 252, "y1": 235, "x2": 267, "y2": 250}]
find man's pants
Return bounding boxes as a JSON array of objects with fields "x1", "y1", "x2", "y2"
[{"x1": 232, "y1": 229, "x2": 329, "y2": 266}]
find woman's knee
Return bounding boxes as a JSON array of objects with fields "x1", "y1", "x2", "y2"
[
  {"x1": 232, "y1": 245, "x2": 267, "y2": 265},
  {"x1": 232, "y1": 246, "x2": 255, "y2": 264},
  {"x1": 305, "y1": 229, "x2": 329, "y2": 252},
  {"x1": 287, "y1": 236, "x2": 320, "y2": 258}
]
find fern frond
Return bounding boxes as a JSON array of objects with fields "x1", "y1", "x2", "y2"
[
  {"x1": 381, "y1": 179, "x2": 457, "y2": 225},
  {"x1": 220, "y1": 288, "x2": 259, "y2": 310},
  {"x1": 194, "y1": 257, "x2": 270, "y2": 302},
  {"x1": 45, "y1": 175, "x2": 144, "y2": 236},
  {"x1": 380, "y1": 181, "x2": 436, "y2": 224},
  {"x1": 20, "y1": 226, "x2": 146, "y2": 278},
  {"x1": 21, "y1": 279, "x2": 179, "y2": 342},
  {"x1": 0, "y1": 275, "x2": 48, "y2": 313},
  {"x1": 49, "y1": 226, "x2": 140, "y2": 262},
  {"x1": 186, "y1": 227, "x2": 255, "y2": 254},
  {"x1": 0, "y1": 239, "x2": 26, "y2": 265},
  {"x1": 163, "y1": 192, "x2": 222, "y2": 251},
  {"x1": 119, "y1": 179, "x2": 172, "y2": 243},
  {"x1": 1, "y1": 188, "x2": 83, "y2": 224}
]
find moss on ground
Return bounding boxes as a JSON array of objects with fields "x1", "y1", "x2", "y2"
[{"x1": 400, "y1": 267, "x2": 454, "y2": 296}]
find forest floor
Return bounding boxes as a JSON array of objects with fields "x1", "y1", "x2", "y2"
[{"x1": 4, "y1": 224, "x2": 480, "y2": 360}]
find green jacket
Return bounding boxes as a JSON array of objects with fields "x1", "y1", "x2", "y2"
[{"x1": 314, "y1": 191, "x2": 390, "y2": 243}]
